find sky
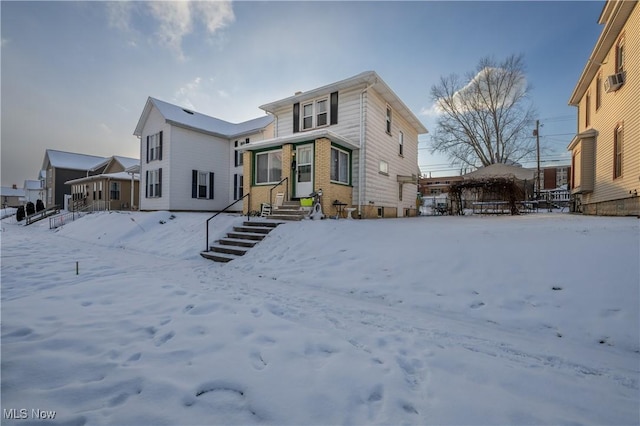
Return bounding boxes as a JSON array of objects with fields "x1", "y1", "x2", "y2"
[{"x1": 1, "y1": 1, "x2": 605, "y2": 187}]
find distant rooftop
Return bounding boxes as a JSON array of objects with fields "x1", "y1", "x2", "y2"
[{"x1": 45, "y1": 149, "x2": 107, "y2": 171}]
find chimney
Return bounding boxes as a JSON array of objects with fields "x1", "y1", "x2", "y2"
[
  {"x1": 295, "y1": 91, "x2": 302, "y2": 95},
  {"x1": 12, "y1": 184, "x2": 17, "y2": 189}
]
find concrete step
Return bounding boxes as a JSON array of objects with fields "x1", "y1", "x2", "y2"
[
  {"x1": 233, "y1": 225, "x2": 273, "y2": 234},
  {"x1": 217, "y1": 238, "x2": 258, "y2": 248},
  {"x1": 209, "y1": 245, "x2": 248, "y2": 256},
  {"x1": 268, "y1": 214, "x2": 305, "y2": 221},
  {"x1": 227, "y1": 231, "x2": 266, "y2": 241},
  {"x1": 242, "y1": 221, "x2": 281, "y2": 228},
  {"x1": 200, "y1": 251, "x2": 240, "y2": 263}
]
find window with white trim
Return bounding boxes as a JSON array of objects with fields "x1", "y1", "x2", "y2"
[
  {"x1": 110, "y1": 182, "x2": 120, "y2": 200},
  {"x1": 148, "y1": 132, "x2": 162, "y2": 161},
  {"x1": 614, "y1": 125, "x2": 623, "y2": 179},
  {"x1": 255, "y1": 150, "x2": 282, "y2": 184},
  {"x1": 302, "y1": 97, "x2": 329, "y2": 130},
  {"x1": 147, "y1": 169, "x2": 161, "y2": 198},
  {"x1": 192, "y1": 170, "x2": 214, "y2": 199},
  {"x1": 330, "y1": 146, "x2": 349, "y2": 184},
  {"x1": 616, "y1": 36, "x2": 625, "y2": 73}
]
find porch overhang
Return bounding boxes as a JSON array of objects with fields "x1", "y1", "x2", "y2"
[
  {"x1": 236, "y1": 129, "x2": 359, "y2": 152},
  {"x1": 397, "y1": 175, "x2": 418, "y2": 184}
]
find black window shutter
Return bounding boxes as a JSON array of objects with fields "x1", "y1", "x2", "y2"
[
  {"x1": 192, "y1": 170, "x2": 198, "y2": 198},
  {"x1": 158, "y1": 131, "x2": 163, "y2": 160},
  {"x1": 146, "y1": 136, "x2": 150, "y2": 163},
  {"x1": 330, "y1": 91, "x2": 339, "y2": 125},
  {"x1": 145, "y1": 170, "x2": 149, "y2": 197},
  {"x1": 158, "y1": 168, "x2": 162, "y2": 197},
  {"x1": 234, "y1": 141, "x2": 238, "y2": 167},
  {"x1": 239, "y1": 175, "x2": 243, "y2": 198},
  {"x1": 208, "y1": 172, "x2": 214, "y2": 199},
  {"x1": 233, "y1": 174, "x2": 238, "y2": 200},
  {"x1": 293, "y1": 103, "x2": 300, "y2": 133}
]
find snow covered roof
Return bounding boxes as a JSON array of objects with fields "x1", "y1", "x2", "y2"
[
  {"x1": 65, "y1": 172, "x2": 140, "y2": 185},
  {"x1": 24, "y1": 180, "x2": 42, "y2": 190},
  {"x1": 463, "y1": 163, "x2": 536, "y2": 181},
  {"x1": 133, "y1": 97, "x2": 274, "y2": 139},
  {"x1": 237, "y1": 129, "x2": 359, "y2": 152},
  {"x1": 1, "y1": 187, "x2": 26, "y2": 197},
  {"x1": 43, "y1": 149, "x2": 107, "y2": 172},
  {"x1": 113, "y1": 156, "x2": 140, "y2": 170}
]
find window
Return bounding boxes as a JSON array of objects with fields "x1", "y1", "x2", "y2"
[
  {"x1": 398, "y1": 183, "x2": 403, "y2": 201},
  {"x1": 585, "y1": 93, "x2": 591, "y2": 127},
  {"x1": 614, "y1": 125, "x2": 623, "y2": 179},
  {"x1": 192, "y1": 170, "x2": 214, "y2": 199},
  {"x1": 330, "y1": 146, "x2": 349, "y2": 184},
  {"x1": 302, "y1": 103, "x2": 313, "y2": 130},
  {"x1": 596, "y1": 74, "x2": 602, "y2": 110},
  {"x1": 399, "y1": 131, "x2": 404, "y2": 156},
  {"x1": 293, "y1": 92, "x2": 338, "y2": 133},
  {"x1": 234, "y1": 141, "x2": 243, "y2": 167},
  {"x1": 147, "y1": 169, "x2": 162, "y2": 198},
  {"x1": 379, "y1": 160, "x2": 389, "y2": 175},
  {"x1": 386, "y1": 106, "x2": 392, "y2": 134},
  {"x1": 147, "y1": 131, "x2": 163, "y2": 162},
  {"x1": 110, "y1": 182, "x2": 120, "y2": 201},
  {"x1": 616, "y1": 37, "x2": 625, "y2": 73},
  {"x1": 234, "y1": 174, "x2": 244, "y2": 200},
  {"x1": 316, "y1": 99, "x2": 328, "y2": 127},
  {"x1": 255, "y1": 150, "x2": 282, "y2": 184}
]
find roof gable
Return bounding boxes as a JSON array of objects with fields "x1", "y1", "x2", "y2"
[{"x1": 133, "y1": 97, "x2": 273, "y2": 138}]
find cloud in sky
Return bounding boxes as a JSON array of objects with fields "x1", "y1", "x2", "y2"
[{"x1": 108, "y1": 0, "x2": 235, "y2": 59}]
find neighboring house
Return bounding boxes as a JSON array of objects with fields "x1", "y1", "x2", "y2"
[
  {"x1": 1, "y1": 185, "x2": 25, "y2": 208},
  {"x1": 65, "y1": 155, "x2": 140, "y2": 211},
  {"x1": 133, "y1": 97, "x2": 274, "y2": 212},
  {"x1": 568, "y1": 0, "x2": 639, "y2": 216},
  {"x1": 419, "y1": 175, "x2": 464, "y2": 196},
  {"x1": 23, "y1": 180, "x2": 45, "y2": 204},
  {"x1": 239, "y1": 71, "x2": 428, "y2": 219},
  {"x1": 541, "y1": 165, "x2": 571, "y2": 190},
  {"x1": 41, "y1": 149, "x2": 107, "y2": 208}
]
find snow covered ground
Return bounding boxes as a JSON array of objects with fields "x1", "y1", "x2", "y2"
[{"x1": 1, "y1": 210, "x2": 638, "y2": 425}]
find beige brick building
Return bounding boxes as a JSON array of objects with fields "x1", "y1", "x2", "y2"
[{"x1": 568, "y1": 0, "x2": 639, "y2": 216}]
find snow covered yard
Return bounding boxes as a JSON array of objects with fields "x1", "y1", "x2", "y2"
[{"x1": 1, "y1": 211, "x2": 638, "y2": 425}]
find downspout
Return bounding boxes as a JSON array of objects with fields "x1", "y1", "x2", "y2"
[{"x1": 358, "y1": 79, "x2": 376, "y2": 218}]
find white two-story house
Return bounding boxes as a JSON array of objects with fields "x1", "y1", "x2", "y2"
[
  {"x1": 133, "y1": 97, "x2": 274, "y2": 212},
  {"x1": 240, "y1": 71, "x2": 428, "y2": 218}
]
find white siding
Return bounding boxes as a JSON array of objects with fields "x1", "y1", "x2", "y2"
[
  {"x1": 363, "y1": 90, "x2": 420, "y2": 216},
  {"x1": 139, "y1": 106, "x2": 170, "y2": 211},
  {"x1": 168, "y1": 126, "x2": 230, "y2": 211}
]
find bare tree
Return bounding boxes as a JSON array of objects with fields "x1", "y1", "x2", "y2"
[{"x1": 430, "y1": 54, "x2": 537, "y2": 168}]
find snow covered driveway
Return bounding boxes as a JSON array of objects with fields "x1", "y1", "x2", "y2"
[{"x1": 1, "y1": 212, "x2": 638, "y2": 425}]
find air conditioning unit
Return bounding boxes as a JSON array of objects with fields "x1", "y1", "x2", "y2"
[{"x1": 604, "y1": 72, "x2": 625, "y2": 92}]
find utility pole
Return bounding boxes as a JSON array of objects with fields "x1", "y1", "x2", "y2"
[{"x1": 534, "y1": 119, "x2": 541, "y2": 199}]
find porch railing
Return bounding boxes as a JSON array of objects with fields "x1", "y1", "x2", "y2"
[
  {"x1": 25, "y1": 205, "x2": 60, "y2": 226},
  {"x1": 269, "y1": 177, "x2": 289, "y2": 208},
  {"x1": 49, "y1": 210, "x2": 84, "y2": 229},
  {"x1": 205, "y1": 193, "x2": 251, "y2": 252}
]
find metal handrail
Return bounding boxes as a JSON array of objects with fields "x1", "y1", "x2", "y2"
[
  {"x1": 205, "y1": 193, "x2": 251, "y2": 252},
  {"x1": 269, "y1": 177, "x2": 288, "y2": 208}
]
